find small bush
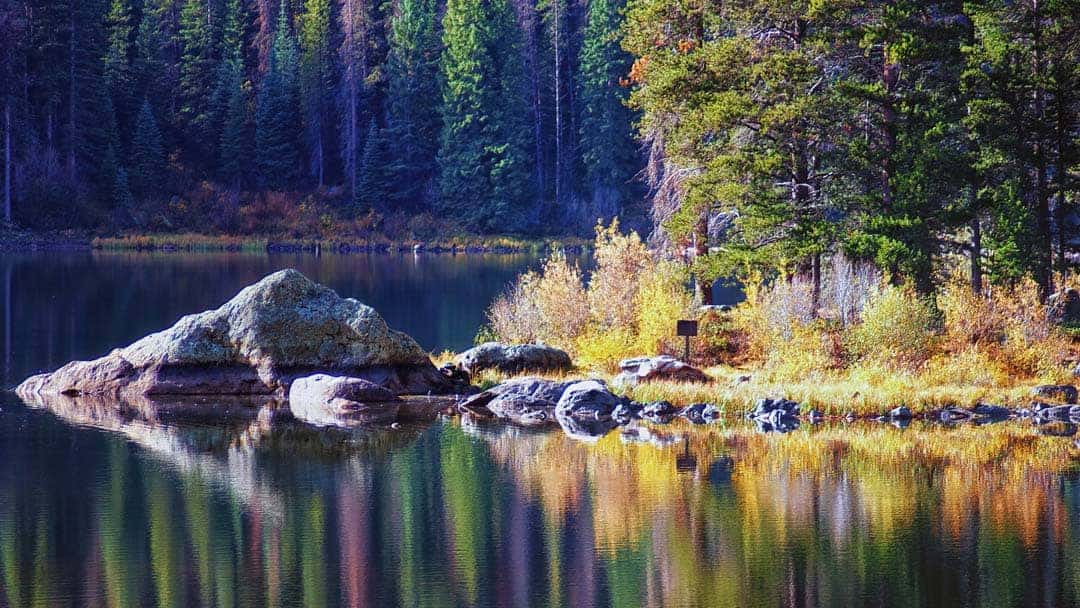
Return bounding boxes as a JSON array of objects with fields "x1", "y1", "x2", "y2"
[
  {"x1": 634, "y1": 260, "x2": 693, "y2": 355},
  {"x1": 487, "y1": 252, "x2": 589, "y2": 346},
  {"x1": 587, "y1": 219, "x2": 652, "y2": 330},
  {"x1": 846, "y1": 285, "x2": 937, "y2": 370}
]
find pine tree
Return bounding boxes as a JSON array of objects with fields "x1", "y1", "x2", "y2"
[
  {"x1": 71, "y1": 0, "x2": 121, "y2": 209},
  {"x1": 299, "y1": 0, "x2": 334, "y2": 186},
  {"x1": 439, "y1": 0, "x2": 535, "y2": 230},
  {"x1": 133, "y1": 0, "x2": 171, "y2": 124},
  {"x1": 179, "y1": 0, "x2": 216, "y2": 159},
  {"x1": 129, "y1": 99, "x2": 167, "y2": 197},
  {"x1": 438, "y1": 0, "x2": 490, "y2": 224},
  {"x1": 385, "y1": 0, "x2": 442, "y2": 210},
  {"x1": 112, "y1": 165, "x2": 136, "y2": 225},
  {"x1": 103, "y1": 0, "x2": 135, "y2": 138},
  {"x1": 577, "y1": 0, "x2": 635, "y2": 219},
  {"x1": 213, "y1": 0, "x2": 251, "y2": 185},
  {"x1": 256, "y1": 2, "x2": 301, "y2": 188},
  {"x1": 486, "y1": 0, "x2": 535, "y2": 228},
  {"x1": 832, "y1": 0, "x2": 969, "y2": 294},
  {"x1": 355, "y1": 119, "x2": 386, "y2": 212}
]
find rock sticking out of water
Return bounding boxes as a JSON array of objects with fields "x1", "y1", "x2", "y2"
[
  {"x1": 288, "y1": 374, "x2": 401, "y2": 427},
  {"x1": 457, "y1": 377, "x2": 575, "y2": 428},
  {"x1": 17, "y1": 269, "x2": 462, "y2": 401}
]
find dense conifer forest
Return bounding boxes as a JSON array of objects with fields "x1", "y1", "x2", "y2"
[
  {"x1": 0, "y1": 0, "x2": 1076, "y2": 284},
  {"x1": 0, "y1": 0, "x2": 641, "y2": 235}
]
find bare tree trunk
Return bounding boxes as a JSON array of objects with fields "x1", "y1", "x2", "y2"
[
  {"x1": 3, "y1": 262, "x2": 9, "y2": 387},
  {"x1": 3, "y1": 99, "x2": 10, "y2": 224},
  {"x1": 67, "y1": 5, "x2": 76, "y2": 182},
  {"x1": 553, "y1": 0, "x2": 562, "y2": 207},
  {"x1": 694, "y1": 214, "x2": 712, "y2": 305},
  {"x1": 1032, "y1": 0, "x2": 1054, "y2": 299},
  {"x1": 340, "y1": 0, "x2": 360, "y2": 199},
  {"x1": 971, "y1": 213, "x2": 983, "y2": 295}
]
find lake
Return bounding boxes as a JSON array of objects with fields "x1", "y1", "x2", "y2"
[{"x1": 2, "y1": 252, "x2": 1079, "y2": 608}]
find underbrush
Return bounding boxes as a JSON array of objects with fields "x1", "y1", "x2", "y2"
[
  {"x1": 484, "y1": 220, "x2": 692, "y2": 371},
  {"x1": 483, "y1": 235, "x2": 1078, "y2": 412}
]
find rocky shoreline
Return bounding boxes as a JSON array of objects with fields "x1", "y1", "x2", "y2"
[{"x1": 13, "y1": 269, "x2": 1080, "y2": 441}]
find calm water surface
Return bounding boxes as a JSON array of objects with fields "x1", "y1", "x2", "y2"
[{"x1": 1, "y1": 252, "x2": 1079, "y2": 608}]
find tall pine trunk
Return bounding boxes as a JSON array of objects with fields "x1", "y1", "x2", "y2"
[
  {"x1": 553, "y1": 0, "x2": 562, "y2": 207},
  {"x1": 1032, "y1": 0, "x2": 1053, "y2": 299},
  {"x1": 3, "y1": 99, "x2": 10, "y2": 224},
  {"x1": 694, "y1": 214, "x2": 712, "y2": 305},
  {"x1": 970, "y1": 212, "x2": 983, "y2": 295}
]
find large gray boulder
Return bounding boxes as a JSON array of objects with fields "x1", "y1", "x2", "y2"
[
  {"x1": 455, "y1": 342, "x2": 572, "y2": 376},
  {"x1": 613, "y1": 355, "x2": 710, "y2": 388},
  {"x1": 17, "y1": 269, "x2": 457, "y2": 400},
  {"x1": 288, "y1": 374, "x2": 401, "y2": 426}
]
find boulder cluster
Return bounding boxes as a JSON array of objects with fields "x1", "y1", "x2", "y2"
[{"x1": 459, "y1": 376, "x2": 722, "y2": 440}]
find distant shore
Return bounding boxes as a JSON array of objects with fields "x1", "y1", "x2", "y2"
[{"x1": 0, "y1": 229, "x2": 590, "y2": 255}]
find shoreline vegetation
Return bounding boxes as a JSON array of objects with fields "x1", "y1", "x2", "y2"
[
  {"x1": 464, "y1": 222, "x2": 1080, "y2": 419},
  {"x1": 0, "y1": 227, "x2": 591, "y2": 255}
]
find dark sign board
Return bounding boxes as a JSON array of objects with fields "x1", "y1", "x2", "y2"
[{"x1": 677, "y1": 320, "x2": 699, "y2": 337}]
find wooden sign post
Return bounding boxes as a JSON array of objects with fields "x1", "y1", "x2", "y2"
[{"x1": 677, "y1": 320, "x2": 698, "y2": 362}]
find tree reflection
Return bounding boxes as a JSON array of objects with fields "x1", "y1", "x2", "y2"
[{"x1": 4, "y1": 391, "x2": 1080, "y2": 608}]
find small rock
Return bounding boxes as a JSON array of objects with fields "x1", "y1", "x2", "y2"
[
  {"x1": 455, "y1": 342, "x2": 573, "y2": 376},
  {"x1": 641, "y1": 400, "x2": 680, "y2": 423},
  {"x1": 681, "y1": 403, "x2": 721, "y2": 425},
  {"x1": 939, "y1": 407, "x2": 973, "y2": 423},
  {"x1": 973, "y1": 403, "x2": 1011, "y2": 419},
  {"x1": 806, "y1": 409, "x2": 824, "y2": 423},
  {"x1": 1031, "y1": 385, "x2": 1078, "y2": 404},
  {"x1": 613, "y1": 355, "x2": 710, "y2": 389},
  {"x1": 888, "y1": 406, "x2": 912, "y2": 420},
  {"x1": 1037, "y1": 404, "x2": 1073, "y2": 421}
]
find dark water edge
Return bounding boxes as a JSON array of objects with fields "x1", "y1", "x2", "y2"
[{"x1": 0, "y1": 250, "x2": 546, "y2": 388}]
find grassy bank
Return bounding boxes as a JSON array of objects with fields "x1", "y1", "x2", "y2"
[{"x1": 91, "y1": 232, "x2": 592, "y2": 254}]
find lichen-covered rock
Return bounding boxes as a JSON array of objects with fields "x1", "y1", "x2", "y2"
[
  {"x1": 455, "y1": 342, "x2": 572, "y2": 376},
  {"x1": 288, "y1": 374, "x2": 401, "y2": 427},
  {"x1": 612, "y1": 356, "x2": 710, "y2": 388},
  {"x1": 17, "y1": 269, "x2": 457, "y2": 400}
]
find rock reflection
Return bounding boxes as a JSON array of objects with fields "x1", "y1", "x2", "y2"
[{"x1": 3, "y1": 395, "x2": 1080, "y2": 607}]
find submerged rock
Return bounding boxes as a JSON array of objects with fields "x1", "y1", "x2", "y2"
[
  {"x1": 17, "y1": 269, "x2": 459, "y2": 400},
  {"x1": 288, "y1": 374, "x2": 401, "y2": 427},
  {"x1": 455, "y1": 342, "x2": 572, "y2": 376},
  {"x1": 612, "y1": 356, "x2": 710, "y2": 388},
  {"x1": 640, "y1": 400, "x2": 681, "y2": 424}
]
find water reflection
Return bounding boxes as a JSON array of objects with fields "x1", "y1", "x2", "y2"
[{"x1": 3, "y1": 390, "x2": 1079, "y2": 608}]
